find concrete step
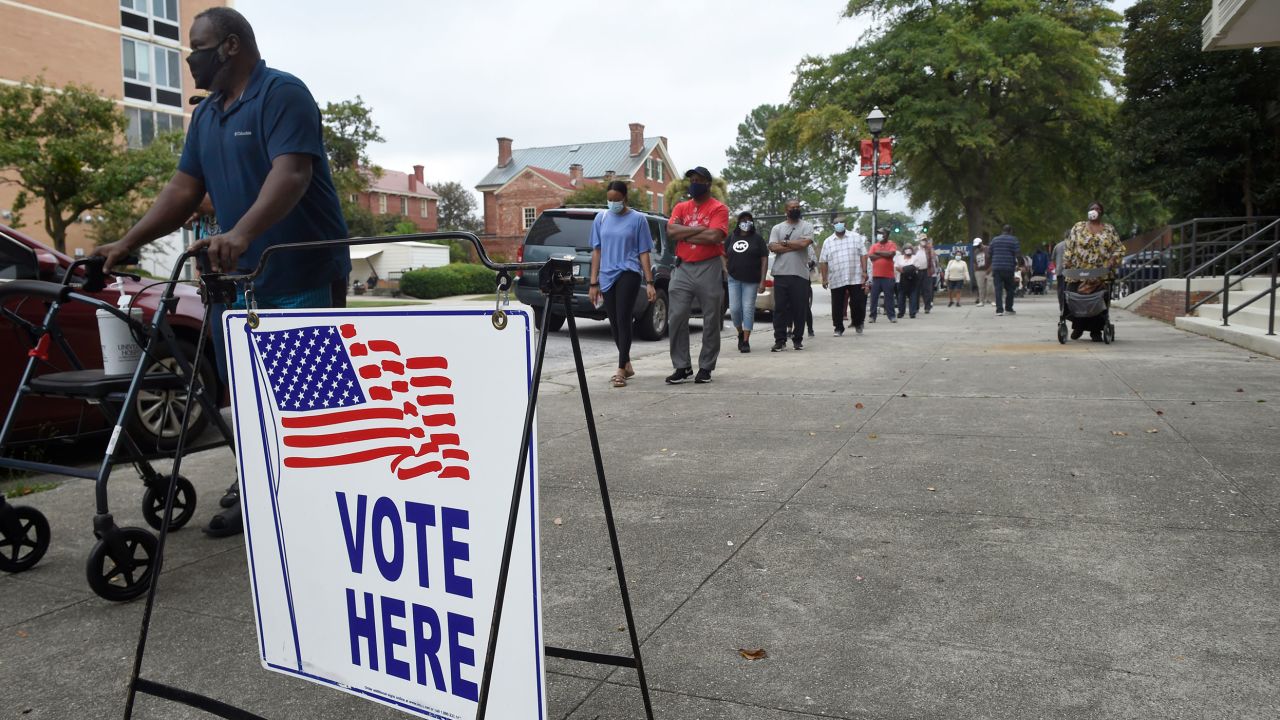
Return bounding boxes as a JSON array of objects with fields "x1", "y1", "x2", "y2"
[
  {"x1": 1175, "y1": 314, "x2": 1280, "y2": 359},
  {"x1": 1202, "y1": 304, "x2": 1277, "y2": 333}
]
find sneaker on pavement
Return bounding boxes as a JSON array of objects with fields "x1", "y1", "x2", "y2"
[
  {"x1": 665, "y1": 367, "x2": 693, "y2": 384},
  {"x1": 694, "y1": 368, "x2": 713, "y2": 384},
  {"x1": 793, "y1": 340, "x2": 804, "y2": 350},
  {"x1": 996, "y1": 311, "x2": 1005, "y2": 316},
  {"x1": 834, "y1": 329, "x2": 844, "y2": 337},
  {"x1": 1007, "y1": 309, "x2": 1016, "y2": 315},
  {"x1": 771, "y1": 342, "x2": 786, "y2": 352},
  {"x1": 888, "y1": 316, "x2": 897, "y2": 323},
  {"x1": 855, "y1": 325, "x2": 864, "y2": 335},
  {"x1": 869, "y1": 316, "x2": 877, "y2": 323},
  {"x1": 742, "y1": 341, "x2": 751, "y2": 353}
]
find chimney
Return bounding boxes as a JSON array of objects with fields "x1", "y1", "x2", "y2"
[
  {"x1": 604, "y1": 170, "x2": 616, "y2": 182},
  {"x1": 629, "y1": 123, "x2": 644, "y2": 157},
  {"x1": 413, "y1": 164, "x2": 424, "y2": 182},
  {"x1": 569, "y1": 163, "x2": 583, "y2": 185},
  {"x1": 497, "y1": 137, "x2": 513, "y2": 167}
]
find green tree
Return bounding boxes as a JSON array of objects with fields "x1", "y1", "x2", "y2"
[
  {"x1": 321, "y1": 96, "x2": 384, "y2": 234},
  {"x1": 1118, "y1": 0, "x2": 1279, "y2": 220},
  {"x1": 560, "y1": 181, "x2": 655, "y2": 211},
  {"x1": 0, "y1": 80, "x2": 182, "y2": 252},
  {"x1": 429, "y1": 181, "x2": 483, "y2": 233},
  {"x1": 856, "y1": 210, "x2": 917, "y2": 244},
  {"x1": 772, "y1": 0, "x2": 1122, "y2": 246},
  {"x1": 723, "y1": 103, "x2": 847, "y2": 215}
]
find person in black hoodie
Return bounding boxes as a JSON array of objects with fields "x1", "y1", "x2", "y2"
[{"x1": 724, "y1": 211, "x2": 769, "y2": 352}]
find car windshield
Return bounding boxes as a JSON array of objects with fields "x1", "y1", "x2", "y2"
[{"x1": 524, "y1": 212, "x2": 600, "y2": 250}]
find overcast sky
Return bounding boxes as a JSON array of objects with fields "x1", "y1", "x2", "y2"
[{"x1": 236, "y1": 0, "x2": 1137, "y2": 221}]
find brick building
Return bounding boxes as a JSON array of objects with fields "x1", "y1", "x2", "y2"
[
  {"x1": 349, "y1": 165, "x2": 439, "y2": 233},
  {"x1": 474, "y1": 123, "x2": 678, "y2": 258},
  {"x1": 0, "y1": 0, "x2": 230, "y2": 259}
]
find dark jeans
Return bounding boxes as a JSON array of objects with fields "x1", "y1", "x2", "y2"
[
  {"x1": 805, "y1": 283, "x2": 814, "y2": 334},
  {"x1": 896, "y1": 275, "x2": 920, "y2": 317},
  {"x1": 603, "y1": 271, "x2": 641, "y2": 367},
  {"x1": 869, "y1": 277, "x2": 896, "y2": 319},
  {"x1": 921, "y1": 274, "x2": 935, "y2": 310},
  {"x1": 993, "y1": 269, "x2": 1016, "y2": 312},
  {"x1": 773, "y1": 275, "x2": 808, "y2": 344},
  {"x1": 831, "y1": 285, "x2": 866, "y2": 331}
]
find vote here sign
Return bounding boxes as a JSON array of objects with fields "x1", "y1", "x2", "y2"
[{"x1": 224, "y1": 307, "x2": 545, "y2": 720}]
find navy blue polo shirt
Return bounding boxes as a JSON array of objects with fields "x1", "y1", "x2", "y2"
[{"x1": 178, "y1": 60, "x2": 350, "y2": 296}]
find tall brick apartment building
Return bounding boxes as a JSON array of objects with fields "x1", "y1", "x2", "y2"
[
  {"x1": 0, "y1": 0, "x2": 230, "y2": 258},
  {"x1": 348, "y1": 164, "x2": 440, "y2": 233},
  {"x1": 475, "y1": 123, "x2": 678, "y2": 258}
]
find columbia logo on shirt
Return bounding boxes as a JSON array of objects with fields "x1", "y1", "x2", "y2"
[{"x1": 234, "y1": 131, "x2": 254, "y2": 137}]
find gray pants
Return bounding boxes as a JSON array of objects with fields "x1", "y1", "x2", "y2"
[
  {"x1": 668, "y1": 257, "x2": 723, "y2": 372},
  {"x1": 974, "y1": 269, "x2": 992, "y2": 304}
]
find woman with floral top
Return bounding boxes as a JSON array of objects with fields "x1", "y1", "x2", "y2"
[{"x1": 1063, "y1": 201, "x2": 1125, "y2": 340}]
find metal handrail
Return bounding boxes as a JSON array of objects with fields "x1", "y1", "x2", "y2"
[
  {"x1": 1182, "y1": 219, "x2": 1280, "y2": 336},
  {"x1": 1114, "y1": 217, "x2": 1277, "y2": 291}
]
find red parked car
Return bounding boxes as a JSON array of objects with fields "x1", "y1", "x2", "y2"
[{"x1": 0, "y1": 223, "x2": 217, "y2": 449}]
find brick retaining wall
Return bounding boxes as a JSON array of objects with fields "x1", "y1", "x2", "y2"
[{"x1": 1134, "y1": 288, "x2": 1215, "y2": 324}]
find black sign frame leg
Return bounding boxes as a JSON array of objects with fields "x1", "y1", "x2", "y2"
[{"x1": 476, "y1": 257, "x2": 655, "y2": 720}]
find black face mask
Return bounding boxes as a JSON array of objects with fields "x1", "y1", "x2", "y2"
[
  {"x1": 787, "y1": 208, "x2": 802, "y2": 221},
  {"x1": 187, "y1": 36, "x2": 229, "y2": 91}
]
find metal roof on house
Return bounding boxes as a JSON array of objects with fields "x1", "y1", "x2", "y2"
[{"x1": 476, "y1": 137, "x2": 665, "y2": 189}]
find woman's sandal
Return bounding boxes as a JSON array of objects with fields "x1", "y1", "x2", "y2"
[{"x1": 610, "y1": 373, "x2": 627, "y2": 388}]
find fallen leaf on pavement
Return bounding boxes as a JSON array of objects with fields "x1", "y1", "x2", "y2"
[
  {"x1": 16, "y1": 630, "x2": 28, "y2": 638},
  {"x1": 868, "y1": 433, "x2": 878, "y2": 439},
  {"x1": 1145, "y1": 428, "x2": 1159, "y2": 434},
  {"x1": 617, "y1": 625, "x2": 626, "y2": 632},
  {"x1": 739, "y1": 648, "x2": 768, "y2": 661},
  {"x1": 927, "y1": 487, "x2": 937, "y2": 492},
  {"x1": 553, "y1": 517, "x2": 563, "y2": 526},
  {"x1": 855, "y1": 403, "x2": 865, "y2": 409},
  {"x1": 1236, "y1": 388, "x2": 1244, "y2": 393},
  {"x1": 1111, "y1": 431, "x2": 1128, "y2": 436},
  {"x1": 855, "y1": 576, "x2": 864, "y2": 581}
]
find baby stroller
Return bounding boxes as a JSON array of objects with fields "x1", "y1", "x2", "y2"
[
  {"x1": 0, "y1": 251, "x2": 231, "y2": 601},
  {"x1": 1028, "y1": 276, "x2": 1047, "y2": 295},
  {"x1": 1057, "y1": 268, "x2": 1115, "y2": 344}
]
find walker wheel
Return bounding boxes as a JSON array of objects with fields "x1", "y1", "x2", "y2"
[
  {"x1": 0, "y1": 506, "x2": 51, "y2": 573},
  {"x1": 141, "y1": 475, "x2": 197, "y2": 531},
  {"x1": 1057, "y1": 324, "x2": 1068, "y2": 345},
  {"x1": 85, "y1": 527, "x2": 157, "y2": 601},
  {"x1": 1104, "y1": 324, "x2": 1115, "y2": 344}
]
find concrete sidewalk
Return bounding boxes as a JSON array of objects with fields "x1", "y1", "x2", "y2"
[{"x1": 3, "y1": 292, "x2": 1279, "y2": 719}]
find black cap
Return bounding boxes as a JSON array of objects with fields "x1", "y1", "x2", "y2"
[{"x1": 685, "y1": 166, "x2": 712, "y2": 181}]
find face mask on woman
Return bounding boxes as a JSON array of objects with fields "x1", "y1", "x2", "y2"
[
  {"x1": 608, "y1": 200, "x2": 625, "y2": 214},
  {"x1": 1087, "y1": 209, "x2": 1100, "y2": 221},
  {"x1": 739, "y1": 221, "x2": 753, "y2": 233}
]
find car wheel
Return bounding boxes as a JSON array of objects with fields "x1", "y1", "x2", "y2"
[
  {"x1": 533, "y1": 307, "x2": 565, "y2": 333},
  {"x1": 636, "y1": 289, "x2": 668, "y2": 341},
  {"x1": 128, "y1": 337, "x2": 216, "y2": 453}
]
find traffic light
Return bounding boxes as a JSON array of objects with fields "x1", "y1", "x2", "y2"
[
  {"x1": 892, "y1": 223, "x2": 902, "y2": 234},
  {"x1": 920, "y1": 222, "x2": 930, "y2": 235}
]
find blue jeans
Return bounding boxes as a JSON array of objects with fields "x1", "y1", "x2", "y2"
[
  {"x1": 727, "y1": 276, "x2": 758, "y2": 331},
  {"x1": 869, "y1": 277, "x2": 896, "y2": 319}
]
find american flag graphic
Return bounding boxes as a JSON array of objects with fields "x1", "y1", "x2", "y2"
[{"x1": 250, "y1": 322, "x2": 470, "y2": 482}]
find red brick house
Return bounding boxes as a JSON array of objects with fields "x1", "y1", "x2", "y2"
[
  {"x1": 351, "y1": 164, "x2": 440, "y2": 232},
  {"x1": 475, "y1": 123, "x2": 678, "y2": 258}
]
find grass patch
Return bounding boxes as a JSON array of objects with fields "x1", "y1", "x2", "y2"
[
  {"x1": 347, "y1": 299, "x2": 430, "y2": 308},
  {"x1": 3, "y1": 480, "x2": 59, "y2": 499}
]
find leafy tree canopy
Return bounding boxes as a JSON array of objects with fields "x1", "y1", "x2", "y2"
[
  {"x1": 0, "y1": 79, "x2": 180, "y2": 252},
  {"x1": 771, "y1": 0, "x2": 1125, "y2": 246},
  {"x1": 321, "y1": 96, "x2": 384, "y2": 234},
  {"x1": 722, "y1": 104, "x2": 847, "y2": 215},
  {"x1": 429, "y1": 181, "x2": 484, "y2": 234},
  {"x1": 663, "y1": 176, "x2": 729, "y2": 214},
  {"x1": 561, "y1": 181, "x2": 657, "y2": 213}
]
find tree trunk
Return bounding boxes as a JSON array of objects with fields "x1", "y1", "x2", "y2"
[
  {"x1": 44, "y1": 207, "x2": 67, "y2": 254},
  {"x1": 963, "y1": 198, "x2": 984, "y2": 244}
]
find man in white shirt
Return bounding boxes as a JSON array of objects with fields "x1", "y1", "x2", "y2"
[{"x1": 818, "y1": 220, "x2": 867, "y2": 336}]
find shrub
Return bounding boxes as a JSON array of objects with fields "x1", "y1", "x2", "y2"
[{"x1": 399, "y1": 263, "x2": 497, "y2": 299}]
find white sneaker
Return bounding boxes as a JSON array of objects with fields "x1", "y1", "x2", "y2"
[{"x1": 833, "y1": 329, "x2": 844, "y2": 337}]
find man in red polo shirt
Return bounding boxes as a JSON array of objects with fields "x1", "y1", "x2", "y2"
[
  {"x1": 867, "y1": 227, "x2": 898, "y2": 323},
  {"x1": 665, "y1": 166, "x2": 729, "y2": 384}
]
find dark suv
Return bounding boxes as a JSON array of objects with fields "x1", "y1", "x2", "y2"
[{"x1": 515, "y1": 207, "x2": 725, "y2": 340}]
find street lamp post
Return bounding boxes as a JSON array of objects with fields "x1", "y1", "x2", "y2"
[{"x1": 866, "y1": 106, "x2": 887, "y2": 242}]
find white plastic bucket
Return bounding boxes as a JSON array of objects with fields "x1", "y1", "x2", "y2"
[{"x1": 96, "y1": 307, "x2": 144, "y2": 375}]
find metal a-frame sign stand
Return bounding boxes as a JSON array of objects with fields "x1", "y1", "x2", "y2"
[{"x1": 119, "y1": 232, "x2": 655, "y2": 720}]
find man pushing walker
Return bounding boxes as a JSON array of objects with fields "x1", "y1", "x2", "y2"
[{"x1": 97, "y1": 7, "x2": 351, "y2": 537}]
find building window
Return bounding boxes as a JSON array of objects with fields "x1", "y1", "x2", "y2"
[
  {"x1": 121, "y1": 0, "x2": 180, "y2": 40},
  {"x1": 654, "y1": 159, "x2": 664, "y2": 182},
  {"x1": 125, "y1": 107, "x2": 183, "y2": 149},
  {"x1": 378, "y1": 194, "x2": 387, "y2": 214},
  {"x1": 122, "y1": 38, "x2": 182, "y2": 107},
  {"x1": 657, "y1": 193, "x2": 664, "y2": 213},
  {"x1": 348, "y1": 194, "x2": 357, "y2": 203},
  {"x1": 644, "y1": 158, "x2": 652, "y2": 179},
  {"x1": 522, "y1": 207, "x2": 537, "y2": 230},
  {"x1": 420, "y1": 199, "x2": 429, "y2": 218},
  {"x1": 400, "y1": 196, "x2": 409, "y2": 215},
  {"x1": 648, "y1": 191, "x2": 655, "y2": 212}
]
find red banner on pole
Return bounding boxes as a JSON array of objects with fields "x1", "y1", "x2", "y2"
[{"x1": 859, "y1": 139, "x2": 893, "y2": 177}]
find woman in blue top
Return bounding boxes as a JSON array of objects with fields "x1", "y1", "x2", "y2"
[{"x1": 588, "y1": 181, "x2": 656, "y2": 387}]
